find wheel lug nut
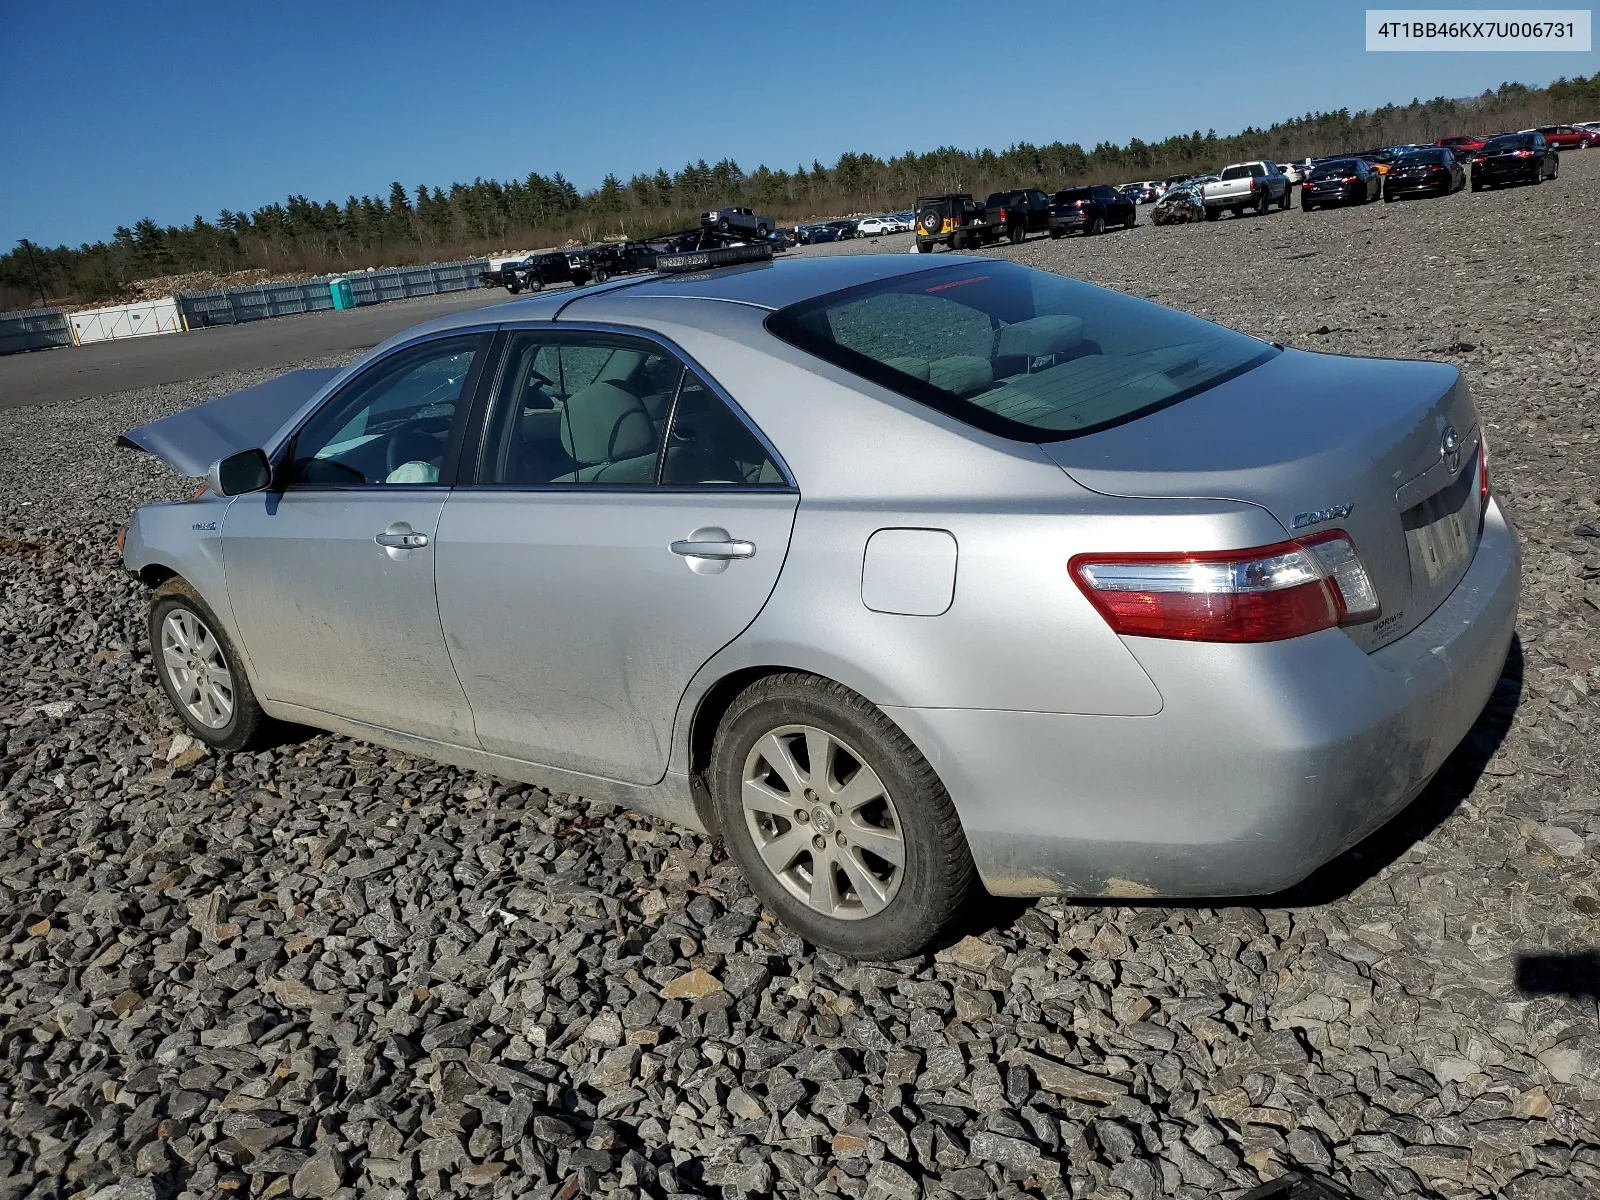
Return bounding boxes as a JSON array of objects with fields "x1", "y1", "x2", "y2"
[
  {"x1": 830, "y1": 801, "x2": 842, "y2": 816},
  {"x1": 812, "y1": 835, "x2": 826, "y2": 851},
  {"x1": 795, "y1": 809, "x2": 809, "y2": 823},
  {"x1": 804, "y1": 789, "x2": 819, "y2": 803},
  {"x1": 835, "y1": 831, "x2": 847, "y2": 847}
]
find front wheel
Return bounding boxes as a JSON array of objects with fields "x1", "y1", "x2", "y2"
[
  {"x1": 149, "y1": 580, "x2": 272, "y2": 753},
  {"x1": 504, "y1": 278, "x2": 522, "y2": 295},
  {"x1": 710, "y1": 673, "x2": 976, "y2": 960}
]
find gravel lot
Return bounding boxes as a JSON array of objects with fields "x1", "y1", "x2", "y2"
[{"x1": 3, "y1": 152, "x2": 1598, "y2": 1200}]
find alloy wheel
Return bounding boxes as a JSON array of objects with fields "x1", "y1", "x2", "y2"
[
  {"x1": 741, "y1": 724, "x2": 905, "y2": 920},
  {"x1": 160, "y1": 609, "x2": 234, "y2": 729}
]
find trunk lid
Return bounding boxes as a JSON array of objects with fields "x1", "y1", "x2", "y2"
[
  {"x1": 1040, "y1": 348, "x2": 1482, "y2": 652},
  {"x1": 117, "y1": 366, "x2": 342, "y2": 476}
]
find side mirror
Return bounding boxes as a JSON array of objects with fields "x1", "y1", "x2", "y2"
[{"x1": 209, "y1": 448, "x2": 272, "y2": 496}]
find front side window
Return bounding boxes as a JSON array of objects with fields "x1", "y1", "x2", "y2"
[
  {"x1": 766, "y1": 261, "x2": 1275, "y2": 442},
  {"x1": 477, "y1": 330, "x2": 785, "y2": 487},
  {"x1": 283, "y1": 334, "x2": 485, "y2": 487}
]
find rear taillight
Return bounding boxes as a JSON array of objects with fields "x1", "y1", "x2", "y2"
[
  {"x1": 1070, "y1": 531, "x2": 1380, "y2": 643},
  {"x1": 1478, "y1": 434, "x2": 1491, "y2": 532}
]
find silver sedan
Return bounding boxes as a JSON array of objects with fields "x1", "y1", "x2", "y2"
[{"x1": 120, "y1": 252, "x2": 1519, "y2": 959}]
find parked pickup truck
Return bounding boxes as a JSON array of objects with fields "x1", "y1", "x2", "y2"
[
  {"x1": 480, "y1": 252, "x2": 592, "y2": 294},
  {"x1": 1201, "y1": 161, "x2": 1292, "y2": 220},
  {"x1": 983, "y1": 189, "x2": 1052, "y2": 243}
]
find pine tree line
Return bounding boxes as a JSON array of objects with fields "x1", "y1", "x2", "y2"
[{"x1": 4, "y1": 75, "x2": 1595, "y2": 309}]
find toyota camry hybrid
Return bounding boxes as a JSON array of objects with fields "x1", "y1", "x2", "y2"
[{"x1": 119, "y1": 250, "x2": 1519, "y2": 959}]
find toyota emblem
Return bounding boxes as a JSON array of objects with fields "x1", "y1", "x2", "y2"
[{"x1": 1441, "y1": 425, "x2": 1461, "y2": 473}]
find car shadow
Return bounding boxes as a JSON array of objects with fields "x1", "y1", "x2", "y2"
[
  {"x1": 956, "y1": 635, "x2": 1524, "y2": 939},
  {"x1": 1515, "y1": 951, "x2": 1600, "y2": 1001}
]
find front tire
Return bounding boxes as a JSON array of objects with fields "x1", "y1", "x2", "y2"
[
  {"x1": 710, "y1": 674, "x2": 976, "y2": 960},
  {"x1": 149, "y1": 579, "x2": 271, "y2": 753}
]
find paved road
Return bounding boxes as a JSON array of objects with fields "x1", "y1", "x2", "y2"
[{"x1": 0, "y1": 288, "x2": 511, "y2": 411}]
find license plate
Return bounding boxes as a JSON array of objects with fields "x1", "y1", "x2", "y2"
[{"x1": 1402, "y1": 458, "x2": 1480, "y2": 590}]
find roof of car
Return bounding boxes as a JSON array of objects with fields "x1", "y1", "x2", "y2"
[
  {"x1": 388, "y1": 255, "x2": 967, "y2": 351},
  {"x1": 571, "y1": 253, "x2": 956, "y2": 313}
]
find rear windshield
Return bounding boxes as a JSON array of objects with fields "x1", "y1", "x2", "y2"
[
  {"x1": 1396, "y1": 149, "x2": 1448, "y2": 164},
  {"x1": 1220, "y1": 164, "x2": 1265, "y2": 180},
  {"x1": 985, "y1": 191, "x2": 1022, "y2": 206},
  {"x1": 765, "y1": 261, "x2": 1275, "y2": 442},
  {"x1": 1053, "y1": 188, "x2": 1092, "y2": 203},
  {"x1": 1311, "y1": 160, "x2": 1358, "y2": 178},
  {"x1": 1484, "y1": 134, "x2": 1534, "y2": 152}
]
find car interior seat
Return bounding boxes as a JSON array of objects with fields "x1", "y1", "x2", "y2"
[{"x1": 558, "y1": 381, "x2": 659, "y2": 483}]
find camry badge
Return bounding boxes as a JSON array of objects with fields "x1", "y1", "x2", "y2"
[
  {"x1": 1291, "y1": 503, "x2": 1354, "y2": 530},
  {"x1": 1441, "y1": 425, "x2": 1461, "y2": 473}
]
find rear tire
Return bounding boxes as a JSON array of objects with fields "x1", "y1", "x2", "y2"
[
  {"x1": 1008, "y1": 224, "x2": 1024, "y2": 244},
  {"x1": 1124, "y1": 209, "x2": 1137, "y2": 229},
  {"x1": 1302, "y1": 200, "x2": 1316, "y2": 212},
  {"x1": 149, "y1": 579, "x2": 272, "y2": 754},
  {"x1": 710, "y1": 673, "x2": 976, "y2": 960},
  {"x1": 916, "y1": 240, "x2": 934, "y2": 253},
  {"x1": 1087, "y1": 216, "x2": 1105, "y2": 236},
  {"x1": 1205, "y1": 207, "x2": 1220, "y2": 221},
  {"x1": 1049, "y1": 229, "x2": 1062, "y2": 239}
]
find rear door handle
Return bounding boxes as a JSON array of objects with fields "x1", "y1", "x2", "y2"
[
  {"x1": 376, "y1": 530, "x2": 429, "y2": 549},
  {"x1": 671, "y1": 539, "x2": 755, "y2": 560}
]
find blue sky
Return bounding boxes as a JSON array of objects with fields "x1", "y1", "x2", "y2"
[{"x1": 1, "y1": 0, "x2": 1594, "y2": 248}]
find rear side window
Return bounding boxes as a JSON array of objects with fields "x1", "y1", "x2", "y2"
[{"x1": 766, "y1": 261, "x2": 1275, "y2": 442}]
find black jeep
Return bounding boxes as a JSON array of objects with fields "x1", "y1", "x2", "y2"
[{"x1": 913, "y1": 194, "x2": 998, "y2": 253}]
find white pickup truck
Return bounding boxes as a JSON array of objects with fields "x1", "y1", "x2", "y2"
[{"x1": 1201, "y1": 161, "x2": 1292, "y2": 220}]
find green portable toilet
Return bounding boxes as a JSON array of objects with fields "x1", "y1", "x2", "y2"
[{"x1": 329, "y1": 278, "x2": 355, "y2": 310}]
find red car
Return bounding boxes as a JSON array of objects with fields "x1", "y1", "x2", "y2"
[
  {"x1": 1437, "y1": 135, "x2": 1488, "y2": 153},
  {"x1": 1535, "y1": 125, "x2": 1599, "y2": 150}
]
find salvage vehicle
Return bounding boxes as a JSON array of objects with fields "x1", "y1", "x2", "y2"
[
  {"x1": 1382, "y1": 147, "x2": 1467, "y2": 201},
  {"x1": 481, "y1": 252, "x2": 591, "y2": 294},
  {"x1": 983, "y1": 188, "x2": 1054, "y2": 242},
  {"x1": 914, "y1": 193, "x2": 997, "y2": 252},
  {"x1": 1048, "y1": 185, "x2": 1136, "y2": 236},
  {"x1": 1300, "y1": 158, "x2": 1381, "y2": 210},
  {"x1": 1201, "y1": 161, "x2": 1292, "y2": 219},
  {"x1": 119, "y1": 249, "x2": 1519, "y2": 960},
  {"x1": 1150, "y1": 183, "x2": 1208, "y2": 224},
  {"x1": 1471, "y1": 132, "x2": 1560, "y2": 189}
]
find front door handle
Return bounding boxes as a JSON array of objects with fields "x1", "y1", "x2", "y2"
[
  {"x1": 671, "y1": 538, "x2": 755, "y2": 560},
  {"x1": 376, "y1": 529, "x2": 429, "y2": 549}
]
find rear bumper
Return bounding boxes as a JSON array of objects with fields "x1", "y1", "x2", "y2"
[
  {"x1": 1304, "y1": 185, "x2": 1361, "y2": 203},
  {"x1": 1385, "y1": 177, "x2": 1451, "y2": 195},
  {"x1": 888, "y1": 499, "x2": 1520, "y2": 899}
]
